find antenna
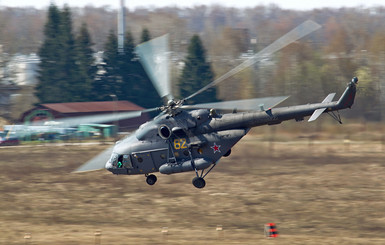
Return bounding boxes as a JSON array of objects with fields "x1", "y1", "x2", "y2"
[{"x1": 118, "y1": 0, "x2": 125, "y2": 54}]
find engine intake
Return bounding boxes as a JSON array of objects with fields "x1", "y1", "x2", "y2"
[{"x1": 158, "y1": 125, "x2": 171, "y2": 139}]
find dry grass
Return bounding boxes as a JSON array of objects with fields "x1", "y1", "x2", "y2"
[{"x1": 0, "y1": 135, "x2": 384, "y2": 244}]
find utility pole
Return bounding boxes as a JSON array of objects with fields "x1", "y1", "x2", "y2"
[{"x1": 118, "y1": 0, "x2": 126, "y2": 54}]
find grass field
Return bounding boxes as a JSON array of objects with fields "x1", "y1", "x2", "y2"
[{"x1": 0, "y1": 132, "x2": 384, "y2": 244}]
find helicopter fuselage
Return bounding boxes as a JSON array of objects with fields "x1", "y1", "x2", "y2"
[
  {"x1": 74, "y1": 22, "x2": 357, "y2": 188},
  {"x1": 106, "y1": 108, "x2": 248, "y2": 176},
  {"x1": 106, "y1": 79, "x2": 357, "y2": 177}
]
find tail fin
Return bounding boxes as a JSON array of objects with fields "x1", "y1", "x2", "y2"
[
  {"x1": 308, "y1": 77, "x2": 358, "y2": 122},
  {"x1": 337, "y1": 77, "x2": 358, "y2": 109}
]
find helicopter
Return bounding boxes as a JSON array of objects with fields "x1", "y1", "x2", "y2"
[{"x1": 74, "y1": 20, "x2": 358, "y2": 189}]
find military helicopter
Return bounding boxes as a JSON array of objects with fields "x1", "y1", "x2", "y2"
[{"x1": 74, "y1": 20, "x2": 358, "y2": 188}]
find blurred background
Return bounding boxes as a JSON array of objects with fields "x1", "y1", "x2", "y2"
[
  {"x1": 1, "y1": 1, "x2": 385, "y2": 244},
  {"x1": 1, "y1": 1, "x2": 385, "y2": 131}
]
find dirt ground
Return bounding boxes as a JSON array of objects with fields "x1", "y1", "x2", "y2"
[{"x1": 0, "y1": 133, "x2": 384, "y2": 244}]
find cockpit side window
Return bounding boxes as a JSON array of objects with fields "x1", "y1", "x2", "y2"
[
  {"x1": 117, "y1": 155, "x2": 124, "y2": 168},
  {"x1": 109, "y1": 153, "x2": 132, "y2": 169}
]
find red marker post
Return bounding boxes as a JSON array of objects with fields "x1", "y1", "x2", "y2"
[{"x1": 264, "y1": 223, "x2": 279, "y2": 238}]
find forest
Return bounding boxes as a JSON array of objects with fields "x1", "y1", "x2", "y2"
[{"x1": 1, "y1": 4, "x2": 385, "y2": 121}]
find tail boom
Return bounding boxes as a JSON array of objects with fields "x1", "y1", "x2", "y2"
[{"x1": 195, "y1": 77, "x2": 358, "y2": 133}]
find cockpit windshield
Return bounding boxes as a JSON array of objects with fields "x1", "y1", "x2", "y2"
[{"x1": 109, "y1": 153, "x2": 119, "y2": 166}]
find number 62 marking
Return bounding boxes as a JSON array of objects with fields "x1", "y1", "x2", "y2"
[{"x1": 174, "y1": 138, "x2": 187, "y2": 150}]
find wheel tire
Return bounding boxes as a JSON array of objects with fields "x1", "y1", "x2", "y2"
[
  {"x1": 192, "y1": 177, "x2": 206, "y2": 189},
  {"x1": 146, "y1": 174, "x2": 157, "y2": 185}
]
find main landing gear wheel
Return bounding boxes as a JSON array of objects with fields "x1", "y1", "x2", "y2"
[
  {"x1": 192, "y1": 177, "x2": 206, "y2": 189},
  {"x1": 146, "y1": 174, "x2": 157, "y2": 185}
]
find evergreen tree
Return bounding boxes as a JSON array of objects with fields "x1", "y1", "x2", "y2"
[
  {"x1": 36, "y1": 4, "x2": 84, "y2": 103},
  {"x1": 93, "y1": 28, "x2": 160, "y2": 108},
  {"x1": 119, "y1": 30, "x2": 160, "y2": 108},
  {"x1": 134, "y1": 29, "x2": 161, "y2": 108},
  {"x1": 119, "y1": 30, "x2": 138, "y2": 102},
  {"x1": 140, "y1": 28, "x2": 151, "y2": 43},
  {"x1": 179, "y1": 34, "x2": 216, "y2": 104},
  {"x1": 36, "y1": 4, "x2": 62, "y2": 103},
  {"x1": 57, "y1": 5, "x2": 79, "y2": 102},
  {"x1": 92, "y1": 30, "x2": 120, "y2": 101},
  {"x1": 75, "y1": 23, "x2": 97, "y2": 101}
]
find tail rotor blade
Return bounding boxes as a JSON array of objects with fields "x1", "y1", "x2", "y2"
[{"x1": 184, "y1": 20, "x2": 321, "y2": 102}]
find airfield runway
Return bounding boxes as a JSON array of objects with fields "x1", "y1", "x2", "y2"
[{"x1": 0, "y1": 132, "x2": 384, "y2": 244}]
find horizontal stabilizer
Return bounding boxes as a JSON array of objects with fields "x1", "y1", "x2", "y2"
[
  {"x1": 321, "y1": 93, "x2": 336, "y2": 103},
  {"x1": 308, "y1": 93, "x2": 336, "y2": 122},
  {"x1": 308, "y1": 108, "x2": 327, "y2": 122}
]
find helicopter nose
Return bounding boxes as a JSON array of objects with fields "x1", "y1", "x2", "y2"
[
  {"x1": 105, "y1": 161, "x2": 114, "y2": 172},
  {"x1": 105, "y1": 161, "x2": 127, "y2": 175}
]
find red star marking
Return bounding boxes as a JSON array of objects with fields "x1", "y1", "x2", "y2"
[{"x1": 211, "y1": 143, "x2": 221, "y2": 153}]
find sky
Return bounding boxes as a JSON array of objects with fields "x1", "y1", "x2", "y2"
[{"x1": 1, "y1": 0, "x2": 384, "y2": 10}]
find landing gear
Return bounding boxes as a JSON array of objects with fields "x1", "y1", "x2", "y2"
[
  {"x1": 146, "y1": 174, "x2": 157, "y2": 185},
  {"x1": 190, "y1": 162, "x2": 219, "y2": 189},
  {"x1": 192, "y1": 177, "x2": 206, "y2": 189},
  {"x1": 188, "y1": 147, "x2": 217, "y2": 189}
]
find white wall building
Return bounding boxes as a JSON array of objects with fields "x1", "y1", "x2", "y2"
[{"x1": 7, "y1": 53, "x2": 40, "y2": 86}]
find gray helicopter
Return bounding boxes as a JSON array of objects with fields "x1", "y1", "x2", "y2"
[{"x1": 74, "y1": 20, "x2": 358, "y2": 188}]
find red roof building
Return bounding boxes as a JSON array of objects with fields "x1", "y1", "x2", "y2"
[{"x1": 40, "y1": 101, "x2": 144, "y2": 114}]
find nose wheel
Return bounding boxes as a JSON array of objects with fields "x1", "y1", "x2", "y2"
[{"x1": 146, "y1": 174, "x2": 157, "y2": 185}]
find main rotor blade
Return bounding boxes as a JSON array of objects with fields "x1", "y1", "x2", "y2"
[
  {"x1": 135, "y1": 34, "x2": 173, "y2": 101},
  {"x1": 38, "y1": 111, "x2": 143, "y2": 128},
  {"x1": 184, "y1": 20, "x2": 321, "y2": 101},
  {"x1": 182, "y1": 96, "x2": 289, "y2": 111},
  {"x1": 31, "y1": 107, "x2": 159, "y2": 128},
  {"x1": 73, "y1": 145, "x2": 114, "y2": 173}
]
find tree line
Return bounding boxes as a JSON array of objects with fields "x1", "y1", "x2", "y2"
[
  {"x1": 2, "y1": 4, "x2": 385, "y2": 120},
  {"x1": 36, "y1": 4, "x2": 216, "y2": 109}
]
